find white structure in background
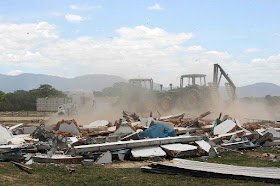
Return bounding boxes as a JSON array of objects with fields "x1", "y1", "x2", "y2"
[
  {"x1": 275, "y1": 109, "x2": 280, "y2": 123},
  {"x1": 57, "y1": 91, "x2": 95, "y2": 116}
]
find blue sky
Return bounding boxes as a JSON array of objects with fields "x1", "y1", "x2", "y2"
[{"x1": 0, "y1": 0, "x2": 280, "y2": 86}]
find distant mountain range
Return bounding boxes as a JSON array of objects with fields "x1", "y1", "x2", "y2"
[
  {"x1": 1, "y1": 73, "x2": 280, "y2": 97},
  {"x1": 237, "y1": 83, "x2": 280, "y2": 97},
  {"x1": 0, "y1": 73, "x2": 126, "y2": 92}
]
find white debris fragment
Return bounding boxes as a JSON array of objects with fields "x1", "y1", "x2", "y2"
[
  {"x1": 58, "y1": 122, "x2": 80, "y2": 136},
  {"x1": 0, "y1": 125, "x2": 13, "y2": 143},
  {"x1": 68, "y1": 137, "x2": 79, "y2": 145},
  {"x1": 25, "y1": 159, "x2": 33, "y2": 165},
  {"x1": 108, "y1": 126, "x2": 116, "y2": 132},
  {"x1": 161, "y1": 143, "x2": 197, "y2": 151},
  {"x1": 96, "y1": 151, "x2": 112, "y2": 164},
  {"x1": 131, "y1": 146, "x2": 166, "y2": 158},
  {"x1": 140, "y1": 117, "x2": 154, "y2": 127},
  {"x1": 131, "y1": 121, "x2": 141, "y2": 126},
  {"x1": 113, "y1": 122, "x2": 135, "y2": 137},
  {"x1": 214, "y1": 120, "x2": 236, "y2": 135},
  {"x1": 264, "y1": 128, "x2": 280, "y2": 139},
  {"x1": 9, "y1": 134, "x2": 30, "y2": 144},
  {"x1": 9, "y1": 123, "x2": 23, "y2": 132},
  {"x1": 195, "y1": 140, "x2": 211, "y2": 152},
  {"x1": 118, "y1": 154, "x2": 125, "y2": 161},
  {"x1": 83, "y1": 120, "x2": 109, "y2": 129}
]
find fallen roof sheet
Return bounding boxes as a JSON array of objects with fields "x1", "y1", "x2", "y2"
[{"x1": 143, "y1": 158, "x2": 280, "y2": 183}]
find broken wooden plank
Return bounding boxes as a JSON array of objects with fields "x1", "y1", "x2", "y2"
[{"x1": 11, "y1": 161, "x2": 32, "y2": 174}]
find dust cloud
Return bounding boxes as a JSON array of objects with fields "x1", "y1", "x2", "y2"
[{"x1": 47, "y1": 89, "x2": 276, "y2": 126}]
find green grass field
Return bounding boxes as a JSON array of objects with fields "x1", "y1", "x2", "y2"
[{"x1": 1, "y1": 147, "x2": 280, "y2": 186}]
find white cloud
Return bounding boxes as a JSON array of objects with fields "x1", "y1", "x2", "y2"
[
  {"x1": 186, "y1": 45, "x2": 207, "y2": 52},
  {"x1": 205, "y1": 51, "x2": 232, "y2": 60},
  {"x1": 252, "y1": 58, "x2": 265, "y2": 63},
  {"x1": 2, "y1": 22, "x2": 280, "y2": 86},
  {"x1": 252, "y1": 54, "x2": 280, "y2": 65},
  {"x1": 38, "y1": 25, "x2": 280, "y2": 86},
  {"x1": 65, "y1": 14, "x2": 84, "y2": 23},
  {"x1": 7, "y1": 70, "x2": 23, "y2": 76},
  {"x1": 115, "y1": 26, "x2": 193, "y2": 45},
  {"x1": 0, "y1": 22, "x2": 59, "y2": 67},
  {"x1": 148, "y1": 3, "x2": 163, "y2": 10},
  {"x1": 69, "y1": 4, "x2": 102, "y2": 10},
  {"x1": 39, "y1": 26, "x2": 195, "y2": 84},
  {"x1": 69, "y1": 5, "x2": 79, "y2": 10},
  {"x1": 51, "y1": 12, "x2": 62, "y2": 16},
  {"x1": 244, "y1": 48, "x2": 260, "y2": 53}
]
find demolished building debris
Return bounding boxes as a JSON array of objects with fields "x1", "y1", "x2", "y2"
[{"x1": 1, "y1": 109, "x2": 280, "y2": 183}]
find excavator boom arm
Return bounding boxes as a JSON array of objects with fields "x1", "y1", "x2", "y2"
[{"x1": 213, "y1": 64, "x2": 236, "y2": 99}]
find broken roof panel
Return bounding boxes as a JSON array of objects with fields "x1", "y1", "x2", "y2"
[
  {"x1": 214, "y1": 120, "x2": 236, "y2": 135},
  {"x1": 195, "y1": 140, "x2": 211, "y2": 152},
  {"x1": 161, "y1": 143, "x2": 197, "y2": 151},
  {"x1": 131, "y1": 146, "x2": 166, "y2": 158}
]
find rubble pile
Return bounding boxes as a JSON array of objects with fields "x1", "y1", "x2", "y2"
[{"x1": 1, "y1": 111, "x2": 280, "y2": 165}]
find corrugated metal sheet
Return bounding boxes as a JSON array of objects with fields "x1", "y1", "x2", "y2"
[{"x1": 143, "y1": 159, "x2": 280, "y2": 183}]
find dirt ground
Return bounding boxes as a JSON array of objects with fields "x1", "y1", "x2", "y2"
[{"x1": 0, "y1": 116, "x2": 49, "y2": 121}]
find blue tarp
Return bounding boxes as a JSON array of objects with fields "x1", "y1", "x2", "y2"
[{"x1": 139, "y1": 124, "x2": 177, "y2": 139}]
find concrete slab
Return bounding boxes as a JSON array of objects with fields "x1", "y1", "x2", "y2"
[
  {"x1": 113, "y1": 123, "x2": 135, "y2": 137},
  {"x1": 58, "y1": 122, "x2": 80, "y2": 136}
]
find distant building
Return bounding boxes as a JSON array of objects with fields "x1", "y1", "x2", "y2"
[{"x1": 36, "y1": 98, "x2": 69, "y2": 112}]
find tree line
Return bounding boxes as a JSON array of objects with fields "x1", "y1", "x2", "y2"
[{"x1": 0, "y1": 84, "x2": 65, "y2": 111}]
